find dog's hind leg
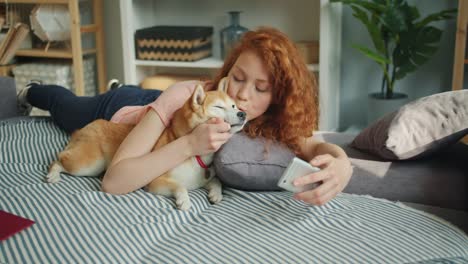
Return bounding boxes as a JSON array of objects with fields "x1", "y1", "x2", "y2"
[
  {"x1": 45, "y1": 142, "x2": 107, "y2": 183},
  {"x1": 45, "y1": 161, "x2": 65, "y2": 183},
  {"x1": 59, "y1": 147, "x2": 107, "y2": 177}
]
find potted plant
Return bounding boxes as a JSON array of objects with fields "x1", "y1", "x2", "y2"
[{"x1": 331, "y1": 0, "x2": 456, "y2": 122}]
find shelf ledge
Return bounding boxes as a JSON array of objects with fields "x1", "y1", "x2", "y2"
[
  {"x1": 135, "y1": 57, "x2": 222, "y2": 69},
  {"x1": 135, "y1": 58, "x2": 319, "y2": 71},
  {"x1": 0, "y1": 0, "x2": 69, "y2": 4},
  {"x1": 15, "y1": 48, "x2": 97, "y2": 59}
]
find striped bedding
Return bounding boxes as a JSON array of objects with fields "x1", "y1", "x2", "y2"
[{"x1": 1, "y1": 117, "x2": 467, "y2": 264}]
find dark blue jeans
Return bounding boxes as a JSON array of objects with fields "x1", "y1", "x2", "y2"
[{"x1": 27, "y1": 84, "x2": 163, "y2": 133}]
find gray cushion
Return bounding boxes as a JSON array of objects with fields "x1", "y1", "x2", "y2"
[
  {"x1": 352, "y1": 90, "x2": 468, "y2": 160},
  {"x1": 214, "y1": 132, "x2": 295, "y2": 191},
  {"x1": 317, "y1": 132, "x2": 468, "y2": 211},
  {"x1": 214, "y1": 131, "x2": 468, "y2": 210},
  {"x1": 0, "y1": 77, "x2": 19, "y2": 120}
]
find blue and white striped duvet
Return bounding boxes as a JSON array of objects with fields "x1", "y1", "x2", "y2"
[{"x1": 1, "y1": 117, "x2": 468, "y2": 264}]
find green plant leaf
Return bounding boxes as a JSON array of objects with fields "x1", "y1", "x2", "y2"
[
  {"x1": 371, "y1": 0, "x2": 386, "y2": 5},
  {"x1": 350, "y1": 6, "x2": 386, "y2": 54},
  {"x1": 410, "y1": 52, "x2": 430, "y2": 66},
  {"x1": 398, "y1": 28, "x2": 415, "y2": 48},
  {"x1": 350, "y1": 5, "x2": 369, "y2": 24},
  {"x1": 395, "y1": 63, "x2": 417, "y2": 80},
  {"x1": 401, "y1": 4, "x2": 420, "y2": 22},
  {"x1": 370, "y1": 12, "x2": 379, "y2": 25},
  {"x1": 418, "y1": 44, "x2": 438, "y2": 55},
  {"x1": 352, "y1": 44, "x2": 389, "y2": 65},
  {"x1": 416, "y1": 9, "x2": 457, "y2": 28},
  {"x1": 417, "y1": 26, "x2": 442, "y2": 44},
  {"x1": 392, "y1": 46, "x2": 408, "y2": 67},
  {"x1": 382, "y1": 6, "x2": 407, "y2": 33}
]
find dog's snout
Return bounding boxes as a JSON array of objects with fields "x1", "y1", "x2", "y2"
[{"x1": 237, "y1": 111, "x2": 246, "y2": 121}]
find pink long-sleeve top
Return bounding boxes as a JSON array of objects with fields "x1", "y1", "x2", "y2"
[{"x1": 110, "y1": 80, "x2": 202, "y2": 126}]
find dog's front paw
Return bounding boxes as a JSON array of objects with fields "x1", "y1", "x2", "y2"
[
  {"x1": 176, "y1": 196, "x2": 191, "y2": 211},
  {"x1": 206, "y1": 177, "x2": 223, "y2": 204},
  {"x1": 209, "y1": 189, "x2": 223, "y2": 204},
  {"x1": 175, "y1": 189, "x2": 191, "y2": 211},
  {"x1": 45, "y1": 171, "x2": 61, "y2": 183}
]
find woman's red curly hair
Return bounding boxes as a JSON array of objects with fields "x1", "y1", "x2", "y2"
[{"x1": 213, "y1": 27, "x2": 319, "y2": 153}]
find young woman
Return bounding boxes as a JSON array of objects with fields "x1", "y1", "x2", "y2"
[{"x1": 18, "y1": 27, "x2": 352, "y2": 206}]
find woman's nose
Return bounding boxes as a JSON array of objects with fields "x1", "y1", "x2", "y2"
[{"x1": 236, "y1": 84, "x2": 249, "y2": 100}]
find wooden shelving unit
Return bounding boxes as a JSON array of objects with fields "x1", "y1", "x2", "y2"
[
  {"x1": 0, "y1": 0, "x2": 107, "y2": 95},
  {"x1": 452, "y1": 0, "x2": 467, "y2": 91},
  {"x1": 452, "y1": 0, "x2": 468, "y2": 144}
]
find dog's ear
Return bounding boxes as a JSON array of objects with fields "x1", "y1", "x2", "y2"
[
  {"x1": 217, "y1": 77, "x2": 229, "y2": 93},
  {"x1": 192, "y1": 84, "x2": 206, "y2": 108}
]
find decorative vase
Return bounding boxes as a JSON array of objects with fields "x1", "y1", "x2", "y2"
[
  {"x1": 367, "y1": 92, "x2": 409, "y2": 124},
  {"x1": 220, "y1": 11, "x2": 248, "y2": 60}
]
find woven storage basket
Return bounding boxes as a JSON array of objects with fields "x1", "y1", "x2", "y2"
[{"x1": 135, "y1": 26, "x2": 213, "y2": 62}]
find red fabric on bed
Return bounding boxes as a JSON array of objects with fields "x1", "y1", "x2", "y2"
[{"x1": 0, "y1": 210, "x2": 35, "y2": 241}]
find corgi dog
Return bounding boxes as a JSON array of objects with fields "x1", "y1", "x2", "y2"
[{"x1": 45, "y1": 77, "x2": 246, "y2": 210}]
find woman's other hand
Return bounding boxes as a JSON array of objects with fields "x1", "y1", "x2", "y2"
[
  {"x1": 293, "y1": 154, "x2": 352, "y2": 206},
  {"x1": 187, "y1": 117, "x2": 232, "y2": 156}
]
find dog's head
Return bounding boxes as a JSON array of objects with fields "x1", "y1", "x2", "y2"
[
  {"x1": 172, "y1": 77, "x2": 247, "y2": 137},
  {"x1": 191, "y1": 77, "x2": 247, "y2": 134}
]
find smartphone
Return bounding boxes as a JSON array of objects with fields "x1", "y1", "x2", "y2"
[{"x1": 277, "y1": 157, "x2": 321, "y2": 193}]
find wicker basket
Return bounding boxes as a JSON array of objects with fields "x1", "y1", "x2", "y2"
[{"x1": 135, "y1": 26, "x2": 213, "y2": 62}]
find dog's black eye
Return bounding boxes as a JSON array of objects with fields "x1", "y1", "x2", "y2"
[
  {"x1": 215, "y1": 106, "x2": 225, "y2": 109},
  {"x1": 232, "y1": 105, "x2": 235, "y2": 109}
]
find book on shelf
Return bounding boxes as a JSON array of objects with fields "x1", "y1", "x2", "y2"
[{"x1": 0, "y1": 22, "x2": 30, "y2": 65}]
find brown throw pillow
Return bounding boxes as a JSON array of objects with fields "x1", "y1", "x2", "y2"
[{"x1": 352, "y1": 90, "x2": 468, "y2": 160}]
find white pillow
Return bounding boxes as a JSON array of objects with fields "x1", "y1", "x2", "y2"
[{"x1": 352, "y1": 90, "x2": 468, "y2": 160}]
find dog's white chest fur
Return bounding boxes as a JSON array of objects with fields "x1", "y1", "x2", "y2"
[{"x1": 168, "y1": 155, "x2": 213, "y2": 190}]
